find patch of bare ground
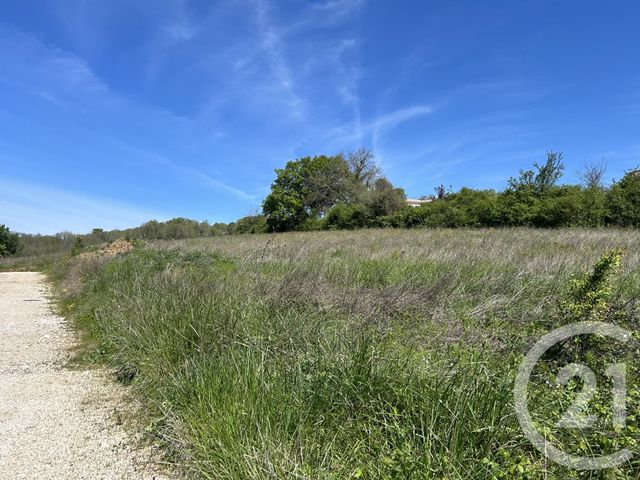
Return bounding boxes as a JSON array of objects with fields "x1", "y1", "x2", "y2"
[{"x1": 0, "y1": 272, "x2": 173, "y2": 480}]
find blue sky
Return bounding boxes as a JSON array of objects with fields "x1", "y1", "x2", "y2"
[{"x1": 1, "y1": 0, "x2": 639, "y2": 233}]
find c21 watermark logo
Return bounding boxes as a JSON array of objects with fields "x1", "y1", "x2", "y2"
[{"x1": 514, "y1": 322, "x2": 634, "y2": 470}]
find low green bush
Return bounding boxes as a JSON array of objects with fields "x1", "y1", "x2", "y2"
[
  {"x1": 324, "y1": 203, "x2": 369, "y2": 230},
  {"x1": 0, "y1": 224, "x2": 22, "y2": 256}
]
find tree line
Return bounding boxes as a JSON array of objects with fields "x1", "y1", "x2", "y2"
[
  {"x1": 2, "y1": 218, "x2": 235, "y2": 258},
  {"x1": 255, "y1": 149, "x2": 640, "y2": 231},
  {"x1": 2, "y1": 149, "x2": 639, "y2": 257}
]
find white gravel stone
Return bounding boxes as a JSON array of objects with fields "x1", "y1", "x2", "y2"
[{"x1": 0, "y1": 272, "x2": 172, "y2": 479}]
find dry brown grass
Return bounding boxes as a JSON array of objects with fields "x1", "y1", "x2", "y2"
[{"x1": 150, "y1": 228, "x2": 640, "y2": 349}]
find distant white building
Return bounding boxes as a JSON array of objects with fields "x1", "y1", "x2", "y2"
[{"x1": 406, "y1": 197, "x2": 433, "y2": 208}]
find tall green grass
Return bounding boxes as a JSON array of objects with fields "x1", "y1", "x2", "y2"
[{"x1": 56, "y1": 229, "x2": 640, "y2": 479}]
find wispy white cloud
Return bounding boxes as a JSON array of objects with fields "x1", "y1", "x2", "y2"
[
  {"x1": 250, "y1": 0, "x2": 305, "y2": 119},
  {"x1": 0, "y1": 178, "x2": 169, "y2": 234},
  {"x1": 371, "y1": 105, "x2": 434, "y2": 166},
  {"x1": 162, "y1": 21, "x2": 197, "y2": 42},
  {"x1": 36, "y1": 90, "x2": 71, "y2": 109},
  {"x1": 0, "y1": 25, "x2": 261, "y2": 212},
  {"x1": 163, "y1": 11, "x2": 197, "y2": 42},
  {"x1": 328, "y1": 104, "x2": 433, "y2": 148},
  {"x1": 51, "y1": 0, "x2": 103, "y2": 52},
  {"x1": 0, "y1": 25, "x2": 107, "y2": 97},
  {"x1": 160, "y1": 0, "x2": 200, "y2": 43},
  {"x1": 45, "y1": 56, "x2": 107, "y2": 93},
  {"x1": 199, "y1": 174, "x2": 260, "y2": 202},
  {"x1": 202, "y1": 0, "x2": 365, "y2": 126},
  {"x1": 307, "y1": 0, "x2": 366, "y2": 26},
  {"x1": 326, "y1": 38, "x2": 360, "y2": 106},
  {"x1": 92, "y1": 137, "x2": 258, "y2": 203},
  {"x1": 0, "y1": 1, "x2": 370, "y2": 233},
  {"x1": 380, "y1": 115, "x2": 542, "y2": 195},
  {"x1": 52, "y1": 0, "x2": 198, "y2": 51},
  {"x1": 372, "y1": 105, "x2": 433, "y2": 134}
]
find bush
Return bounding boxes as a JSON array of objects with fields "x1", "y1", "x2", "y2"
[
  {"x1": 231, "y1": 215, "x2": 267, "y2": 234},
  {"x1": 299, "y1": 216, "x2": 325, "y2": 231},
  {"x1": 365, "y1": 178, "x2": 406, "y2": 217},
  {"x1": 608, "y1": 170, "x2": 640, "y2": 227},
  {"x1": 324, "y1": 203, "x2": 369, "y2": 230},
  {"x1": 496, "y1": 189, "x2": 540, "y2": 226},
  {"x1": 386, "y1": 190, "x2": 500, "y2": 229},
  {"x1": 387, "y1": 206, "x2": 429, "y2": 228},
  {"x1": 577, "y1": 187, "x2": 607, "y2": 227},
  {"x1": 531, "y1": 186, "x2": 582, "y2": 228},
  {"x1": 450, "y1": 188, "x2": 500, "y2": 226},
  {"x1": 0, "y1": 224, "x2": 22, "y2": 256}
]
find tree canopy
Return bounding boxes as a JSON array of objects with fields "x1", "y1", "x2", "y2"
[
  {"x1": 258, "y1": 150, "x2": 640, "y2": 232},
  {"x1": 262, "y1": 150, "x2": 405, "y2": 232}
]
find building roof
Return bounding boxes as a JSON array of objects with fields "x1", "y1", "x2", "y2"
[{"x1": 406, "y1": 198, "x2": 433, "y2": 207}]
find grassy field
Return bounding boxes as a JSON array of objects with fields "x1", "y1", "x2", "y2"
[{"x1": 52, "y1": 228, "x2": 640, "y2": 479}]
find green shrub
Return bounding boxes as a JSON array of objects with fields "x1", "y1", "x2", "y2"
[
  {"x1": 232, "y1": 214, "x2": 268, "y2": 234},
  {"x1": 559, "y1": 248, "x2": 623, "y2": 322},
  {"x1": 299, "y1": 216, "x2": 325, "y2": 231},
  {"x1": 324, "y1": 203, "x2": 369, "y2": 229},
  {"x1": 0, "y1": 224, "x2": 22, "y2": 256},
  {"x1": 71, "y1": 237, "x2": 84, "y2": 256},
  {"x1": 608, "y1": 170, "x2": 640, "y2": 227}
]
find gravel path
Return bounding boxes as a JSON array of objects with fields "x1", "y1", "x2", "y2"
[{"x1": 0, "y1": 272, "x2": 171, "y2": 479}]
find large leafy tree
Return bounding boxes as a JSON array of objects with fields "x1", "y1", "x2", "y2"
[
  {"x1": 263, "y1": 155, "x2": 359, "y2": 232},
  {"x1": 262, "y1": 158, "x2": 308, "y2": 232},
  {"x1": 263, "y1": 149, "x2": 408, "y2": 232},
  {"x1": 305, "y1": 155, "x2": 361, "y2": 215}
]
